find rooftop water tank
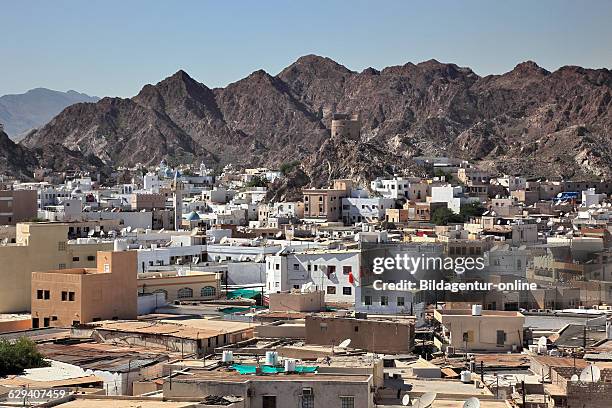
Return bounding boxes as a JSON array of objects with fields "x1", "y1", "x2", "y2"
[
  {"x1": 284, "y1": 359, "x2": 296, "y2": 373},
  {"x1": 222, "y1": 350, "x2": 233, "y2": 363},
  {"x1": 265, "y1": 351, "x2": 278, "y2": 366}
]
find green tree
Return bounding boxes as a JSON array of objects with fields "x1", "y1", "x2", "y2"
[
  {"x1": 460, "y1": 202, "x2": 486, "y2": 219},
  {"x1": 434, "y1": 169, "x2": 452, "y2": 182},
  {"x1": 0, "y1": 337, "x2": 49, "y2": 376},
  {"x1": 246, "y1": 175, "x2": 268, "y2": 188},
  {"x1": 431, "y1": 207, "x2": 463, "y2": 226}
]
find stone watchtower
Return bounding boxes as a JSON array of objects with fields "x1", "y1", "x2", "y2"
[{"x1": 331, "y1": 113, "x2": 361, "y2": 140}]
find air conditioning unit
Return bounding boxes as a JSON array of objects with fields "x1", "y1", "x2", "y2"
[{"x1": 302, "y1": 388, "x2": 313, "y2": 396}]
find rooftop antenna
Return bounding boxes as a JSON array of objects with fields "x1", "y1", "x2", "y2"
[
  {"x1": 413, "y1": 392, "x2": 436, "y2": 408},
  {"x1": 463, "y1": 397, "x2": 481, "y2": 408}
]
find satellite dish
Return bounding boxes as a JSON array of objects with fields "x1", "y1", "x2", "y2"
[
  {"x1": 414, "y1": 392, "x2": 437, "y2": 408},
  {"x1": 571, "y1": 374, "x2": 579, "y2": 383},
  {"x1": 463, "y1": 397, "x2": 481, "y2": 408},
  {"x1": 538, "y1": 336, "x2": 548, "y2": 347},
  {"x1": 338, "y1": 339, "x2": 351, "y2": 348},
  {"x1": 401, "y1": 394, "x2": 410, "y2": 406},
  {"x1": 580, "y1": 364, "x2": 601, "y2": 383}
]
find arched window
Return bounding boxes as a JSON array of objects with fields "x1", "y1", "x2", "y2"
[
  {"x1": 152, "y1": 289, "x2": 168, "y2": 299},
  {"x1": 177, "y1": 287, "x2": 193, "y2": 299},
  {"x1": 201, "y1": 286, "x2": 216, "y2": 297}
]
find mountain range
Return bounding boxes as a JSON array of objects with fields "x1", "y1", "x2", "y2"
[
  {"x1": 2, "y1": 55, "x2": 611, "y2": 185},
  {"x1": 0, "y1": 88, "x2": 99, "y2": 141}
]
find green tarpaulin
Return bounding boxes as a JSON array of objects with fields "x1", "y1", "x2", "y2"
[
  {"x1": 226, "y1": 289, "x2": 261, "y2": 299},
  {"x1": 231, "y1": 364, "x2": 318, "y2": 374}
]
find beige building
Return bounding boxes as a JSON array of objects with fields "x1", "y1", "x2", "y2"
[
  {"x1": 31, "y1": 250, "x2": 138, "y2": 328},
  {"x1": 268, "y1": 290, "x2": 325, "y2": 313},
  {"x1": 137, "y1": 270, "x2": 220, "y2": 302},
  {"x1": 0, "y1": 189, "x2": 37, "y2": 225},
  {"x1": 131, "y1": 193, "x2": 166, "y2": 210},
  {"x1": 303, "y1": 180, "x2": 352, "y2": 222},
  {"x1": 306, "y1": 315, "x2": 415, "y2": 354},
  {"x1": 434, "y1": 308, "x2": 525, "y2": 352},
  {"x1": 0, "y1": 222, "x2": 113, "y2": 313}
]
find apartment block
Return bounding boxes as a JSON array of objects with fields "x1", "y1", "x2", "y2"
[
  {"x1": 0, "y1": 222, "x2": 113, "y2": 313},
  {"x1": 0, "y1": 189, "x2": 37, "y2": 225},
  {"x1": 31, "y1": 250, "x2": 137, "y2": 327},
  {"x1": 303, "y1": 180, "x2": 352, "y2": 222}
]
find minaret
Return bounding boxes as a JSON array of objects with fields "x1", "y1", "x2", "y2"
[{"x1": 172, "y1": 170, "x2": 183, "y2": 230}]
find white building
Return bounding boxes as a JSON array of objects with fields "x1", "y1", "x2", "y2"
[
  {"x1": 485, "y1": 245, "x2": 529, "y2": 278},
  {"x1": 144, "y1": 173, "x2": 162, "y2": 193},
  {"x1": 266, "y1": 249, "x2": 360, "y2": 304},
  {"x1": 370, "y1": 177, "x2": 412, "y2": 199},
  {"x1": 341, "y1": 197, "x2": 395, "y2": 224},
  {"x1": 357, "y1": 243, "x2": 445, "y2": 315},
  {"x1": 581, "y1": 188, "x2": 606, "y2": 208},
  {"x1": 431, "y1": 185, "x2": 481, "y2": 214},
  {"x1": 497, "y1": 175, "x2": 526, "y2": 191}
]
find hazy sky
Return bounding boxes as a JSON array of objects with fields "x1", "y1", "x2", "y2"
[{"x1": 1, "y1": 0, "x2": 611, "y2": 98}]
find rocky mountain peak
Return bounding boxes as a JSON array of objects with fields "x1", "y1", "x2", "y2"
[{"x1": 512, "y1": 60, "x2": 550, "y2": 76}]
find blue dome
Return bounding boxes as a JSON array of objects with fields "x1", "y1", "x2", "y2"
[{"x1": 186, "y1": 211, "x2": 200, "y2": 221}]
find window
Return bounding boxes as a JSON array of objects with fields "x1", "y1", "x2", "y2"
[
  {"x1": 177, "y1": 287, "x2": 194, "y2": 299},
  {"x1": 69, "y1": 292, "x2": 75, "y2": 301},
  {"x1": 43, "y1": 317, "x2": 50, "y2": 327},
  {"x1": 37, "y1": 290, "x2": 43, "y2": 300},
  {"x1": 44, "y1": 290, "x2": 50, "y2": 300},
  {"x1": 293, "y1": 263, "x2": 300, "y2": 270},
  {"x1": 340, "y1": 396, "x2": 355, "y2": 408},
  {"x1": 397, "y1": 297, "x2": 405, "y2": 307},
  {"x1": 201, "y1": 286, "x2": 216, "y2": 297},
  {"x1": 326, "y1": 265, "x2": 336, "y2": 275},
  {"x1": 32, "y1": 318, "x2": 39, "y2": 328},
  {"x1": 153, "y1": 289, "x2": 168, "y2": 299},
  {"x1": 496, "y1": 330, "x2": 506, "y2": 346},
  {"x1": 326, "y1": 286, "x2": 336, "y2": 295},
  {"x1": 301, "y1": 394, "x2": 314, "y2": 408},
  {"x1": 58, "y1": 263, "x2": 66, "y2": 270},
  {"x1": 342, "y1": 287, "x2": 352, "y2": 296},
  {"x1": 51, "y1": 316, "x2": 58, "y2": 321},
  {"x1": 364, "y1": 295, "x2": 372, "y2": 306},
  {"x1": 343, "y1": 265, "x2": 352, "y2": 275},
  {"x1": 72, "y1": 256, "x2": 80, "y2": 262},
  {"x1": 262, "y1": 396, "x2": 276, "y2": 408},
  {"x1": 61, "y1": 291, "x2": 68, "y2": 301},
  {"x1": 58, "y1": 241, "x2": 67, "y2": 251},
  {"x1": 87, "y1": 255, "x2": 95, "y2": 261},
  {"x1": 381, "y1": 296, "x2": 388, "y2": 306},
  {"x1": 293, "y1": 285, "x2": 300, "y2": 290}
]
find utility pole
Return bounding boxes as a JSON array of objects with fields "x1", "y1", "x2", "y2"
[{"x1": 521, "y1": 380, "x2": 526, "y2": 407}]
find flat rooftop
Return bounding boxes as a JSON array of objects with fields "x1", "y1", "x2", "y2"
[
  {"x1": 171, "y1": 369, "x2": 371, "y2": 383},
  {"x1": 91, "y1": 318, "x2": 254, "y2": 340},
  {"x1": 436, "y1": 310, "x2": 523, "y2": 317},
  {"x1": 55, "y1": 398, "x2": 206, "y2": 408},
  {"x1": 407, "y1": 378, "x2": 494, "y2": 398}
]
